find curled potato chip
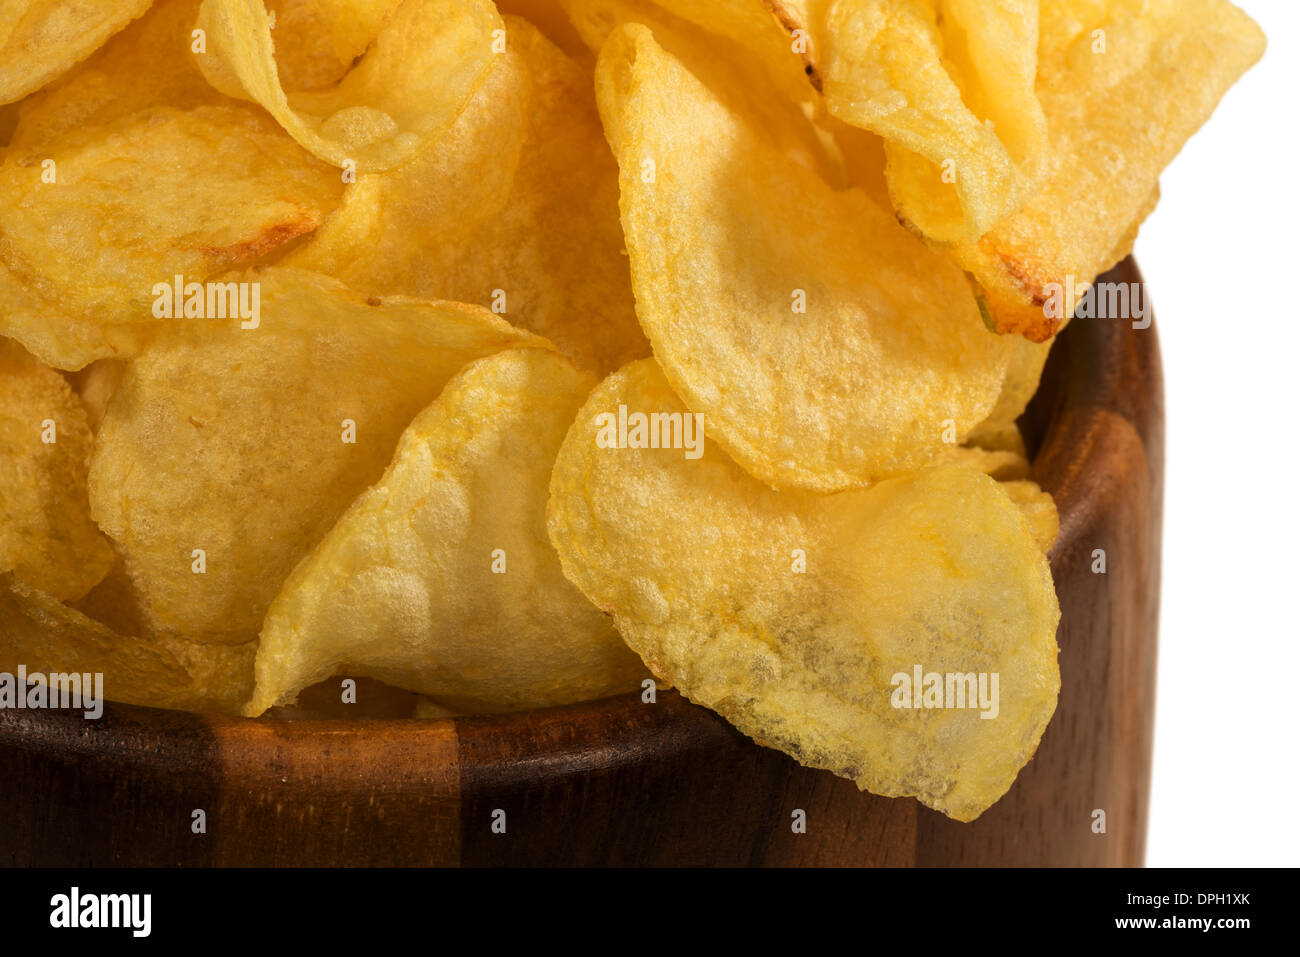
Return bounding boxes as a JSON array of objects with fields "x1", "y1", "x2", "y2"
[
  {"x1": 547, "y1": 360, "x2": 1060, "y2": 821},
  {"x1": 0, "y1": 338, "x2": 113, "y2": 601},
  {"x1": 250, "y1": 349, "x2": 646, "y2": 716},
  {"x1": 0, "y1": 104, "x2": 344, "y2": 369},
  {"x1": 88, "y1": 268, "x2": 549, "y2": 645},
  {"x1": 289, "y1": 17, "x2": 648, "y2": 374},
  {"x1": 561, "y1": 0, "x2": 843, "y2": 185},
  {"x1": 786, "y1": 0, "x2": 1047, "y2": 243},
  {"x1": 952, "y1": 0, "x2": 1264, "y2": 340},
  {"x1": 7, "y1": 0, "x2": 223, "y2": 151},
  {"x1": 263, "y1": 0, "x2": 400, "y2": 92},
  {"x1": 595, "y1": 25, "x2": 1009, "y2": 490},
  {"x1": 1, "y1": 573, "x2": 254, "y2": 714},
  {"x1": 607, "y1": 0, "x2": 816, "y2": 100},
  {"x1": 194, "y1": 0, "x2": 501, "y2": 170},
  {"x1": 0, "y1": 0, "x2": 151, "y2": 105}
]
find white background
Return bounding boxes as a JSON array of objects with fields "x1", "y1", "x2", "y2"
[{"x1": 1134, "y1": 0, "x2": 1297, "y2": 867}]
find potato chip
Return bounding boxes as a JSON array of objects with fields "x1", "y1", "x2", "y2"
[
  {"x1": 7, "y1": 0, "x2": 223, "y2": 151},
  {"x1": 0, "y1": 104, "x2": 344, "y2": 370},
  {"x1": 610, "y1": 0, "x2": 816, "y2": 100},
  {"x1": 249, "y1": 349, "x2": 646, "y2": 716},
  {"x1": 0, "y1": 0, "x2": 151, "y2": 105},
  {"x1": 1, "y1": 573, "x2": 255, "y2": 714},
  {"x1": 1, "y1": 573, "x2": 189, "y2": 709},
  {"x1": 972, "y1": 335, "x2": 1054, "y2": 443},
  {"x1": 0, "y1": 338, "x2": 113, "y2": 601},
  {"x1": 952, "y1": 0, "x2": 1264, "y2": 340},
  {"x1": 935, "y1": 445, "x2": 1029, "y2": 484},
  {"x1": 193, "y1": 0, "x2": 501, "y2": 170},
  {"x1": 547, "y1": 359, "x2": 1060, "y2": 821},
  {"x1": 560, "y1": 0, "x2": 843, "y2": 185},
  {"x1": 931, "y1": 444, "x2": 1056, "y2": 554},
  {"x1": 963, "y1": 419, "x2": 1027, "y2": 458},
  {"x1": 262, "y1": 0, "x2": 400, "y2": 92},
  {"x1": 594, "y1": 25, "x2": 1010, "y2": 490},
  {"x1": 784, "y1": 0, "x2": 1047, "y2": 243},
  {"x1": 1001, "y1": 480, "x2": 1059, "y2": 554},
  {"x1": 88, "y1": 267, "x2": 549, "y2": 645},
  {"x1": 68, "y1": 556, "x2": 257, "y2": 714},
  {"x1": 155, "y1": 633, "x2": 256, "y2": 714},
  {"x1": 288, "y1": 17, "x2": 649, "y2": 374}
]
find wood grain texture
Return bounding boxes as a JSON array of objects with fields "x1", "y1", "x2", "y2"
[{"x1": 0, "y1": 259, "x2": 1162, "y2": 866}]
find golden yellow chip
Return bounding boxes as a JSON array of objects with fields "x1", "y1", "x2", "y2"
[
  {"x1": 548, "y1": 359, "x2": 1060, "y2": 821},
  {"x1": 610, "y1": 0, "x2": 816, "y2": 100},
  {"x1": 12, "y1": 0, "x2": 215, "y2": 138},
  {"x1": 594, "y1": 24, "x2": 1009, "y2": 490},
  {"x1": 250, "y1": 349, "x2": 646, "y2": 716},
  {"x1": 783, "y1": 0, "x2": 1047, "y2": 243},
  {"x1": 935, "y1": 445, "x2": 1030, "y2": 483},
  {"x1": 7, "y1": 0, "x2": 222, "y2": 150},
  {"x1": 0, "y1": 104, "x2": 344, "y2": 370},
  {"x1": 972, "y1": 335, "x2": 1054, "y2": 443},
  {"x1": 931, "y1": 444, "x2": 1056, "y2": 554},
  {"x1": 963, "y1": 419, "x2": 1027, "y2": 458},
  {"x1": 560, "y1": 0, "x2": 843, "y2": 185},
  {"x1": 288, "y1": 17, "x2": 649, "y2": 375},
  {"x1": 88, "y1": 267, "x2": 549, "y2": 645},
  {"x1": 1001, "y1": 480, "x2": 1060, "y2": 554},
  {"x1": 1, "y1": 573, "x2": 254, "y2": 714},
  {"x1": 0, "y1": 338, "x2": 113, "y2": 601},
  {"x1": 69, "y1": 556, "x2": 256, "y2": 714},
  {"x1": 1, "y1": 573, "x2": 189, "y2": 710},
  {"x1": 262, "y1": 0, "x2": 400, "y2": 92},
  {"x1": 193, "y1": 0, "x2": 501, "y2": 171},
  {"x1": 0, "y1": 0, "x2": 151, "y2": 105},
  {"x1": 952, "y1": 0, "x2": 1264, "y2": 340},
  {"x1": 155, "y1": 634, "x2": 257, "y2": 714}
]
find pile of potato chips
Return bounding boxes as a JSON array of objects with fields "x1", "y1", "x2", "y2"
[{"x1": 0, "y1": 0, "x2": 1263, "y2": 820}]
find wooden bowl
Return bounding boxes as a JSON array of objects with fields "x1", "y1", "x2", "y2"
[{"x1": 0, "y1": 258, "x2": 1162, "y2": 867}]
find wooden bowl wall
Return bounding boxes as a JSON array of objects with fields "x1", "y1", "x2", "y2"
[{"x1": 0, "y1": 258, "x2": 1163, "y2": 867}]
